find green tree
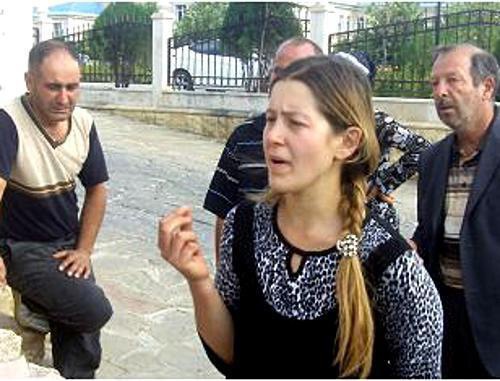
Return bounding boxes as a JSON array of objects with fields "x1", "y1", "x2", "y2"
[
  {"x1": 365, "y1": 2, "x2": 422, "y2": 26},
  {"x1": 171, "y1": 2, "x2": 303, "y2": 91},
  {"x1": 222, "y1": 3, "x2": 302, "y2": 60},
  {"x1": 174, "y1": 3, "x2": 228, "y2": 41},
  {"x1": 89, "y1": 2, "x2": 157, "y2": 85},
  {"x1": 221, "y1": 2, "x2": 303, "y2": 91},
  {"x1": 334, "y1": 3, "x2": 500, "y2": 97}
]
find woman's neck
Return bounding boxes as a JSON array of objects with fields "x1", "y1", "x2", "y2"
[{"x1": 277, "y1": 184, "x2": 344, "y2": 252}]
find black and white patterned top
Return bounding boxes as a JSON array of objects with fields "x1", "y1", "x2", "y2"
[
  {"x1": 371, "y1": 110, "x2": 431, "y2": 194},
  {"x1": 215, "y1": 202, "x2": 443, "y2": 378}
]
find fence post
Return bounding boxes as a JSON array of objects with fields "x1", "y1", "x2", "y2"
[
  {"x1": 435, "y1": 1, "x2": 442, "y2": 46},
  {"x1": 310, "y1": 3, "x2": 336, "y2": 54},
  {"x1": 152, "y1": 1, "x2": 174, "y2": 108}
]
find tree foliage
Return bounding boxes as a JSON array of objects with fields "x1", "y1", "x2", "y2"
[
  {"x1": 95, "y1": 2, "x2": 157, "y2": 24},
  {"x1": 365, "y1": 2, "x2": 422, "y2": 26},
  {"x1": 335, "y1": 2, "x2": 500, "y2": 97},
  {"x1": 219, "y1": 2, "x2": 302, "y2": 91},
  {"x1": 221, "y1": 2, "x2": 302, "y2": 61},
  {"x1": 171, "y1": 2, "x2": 303, "y2": 91},
  {"x1": 174, "y1": 3, "x2": 228, "y2": 39},
  {"x1": 89, "y1": 2, "x2": 157, "y2": 71}
]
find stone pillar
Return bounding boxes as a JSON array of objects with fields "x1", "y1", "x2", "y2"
[
  {"x1": 309, "y1": 3, "x2": 336, "y2": 55},
  {"x1": 152, "y1": 1, "x2": 175, "y2": 107},
  {"x1": 35, "y1": 2, "x2": 54, "y2": 41},
  {"x1": 0, "y1": 1, "x2": 32, "y2": 105}
]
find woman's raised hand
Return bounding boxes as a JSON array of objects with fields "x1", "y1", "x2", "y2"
[{"x1": 158, "y1": 206, "x2": 210, "y2": 282}]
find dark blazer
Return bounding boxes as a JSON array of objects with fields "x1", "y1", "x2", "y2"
[{"x1": 413, "y1": 109, "x2": 500, "y2": 377}]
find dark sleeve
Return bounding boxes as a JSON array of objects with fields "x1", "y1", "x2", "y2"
[
  {"x1": 203, "y1": 126, "x2": 242, "y2": 219},
  {"x1": 373, "y1": 111, "x2": 432, "y2": 194},
  {"x1": 411, "y1": 148, "x2": 429, "y2": 255},
  {"x1": 200, "y1": 335, "x2": 234, "y2": 377},
  {"x1": 78, "y1": 123, "x2": 109, "y2": 187},
  {"x1": 0, "y1": 110, "x2": 19, "y2": 181}
]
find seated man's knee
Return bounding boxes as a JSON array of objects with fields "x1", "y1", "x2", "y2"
[
  {"x1": 63, "y1": 283, "x2": 113, "y2": 332},
  {"x1": 79, "y1": 289, "x2": 113, "y2": 332}
]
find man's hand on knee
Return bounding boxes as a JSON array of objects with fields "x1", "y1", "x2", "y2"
[
  {"x1": 0, "y1": 257, "x2": 6, "y2": 287},
  {"x1": 53, "y1": 249, "x2": 92, "y2": 279}
]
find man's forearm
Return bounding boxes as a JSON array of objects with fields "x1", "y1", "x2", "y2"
[{"x1": 77, "y1": 183, "x2": 107, "y2": 254}]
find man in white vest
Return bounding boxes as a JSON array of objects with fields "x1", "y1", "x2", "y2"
[{"x1": 0, "y1": 39, "x2": 112, "y2": 379}]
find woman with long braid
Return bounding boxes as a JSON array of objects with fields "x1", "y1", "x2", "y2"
[{"x1": 157, "y1": 56, "x2": 442, "y2": 378}]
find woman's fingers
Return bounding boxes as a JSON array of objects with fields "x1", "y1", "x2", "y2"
[
  {"x1": 170, "y1": 230, "x2": 199, "y2": 264},
  {"x1": 158, "y1": 211, "x2": 192, "y2": 253},
  {"x1": 176, "y1": 206, "x2": 193, "y2": 231},
  {"x1": 179, "y1": 242, "x2": 200, "y2": 266},
  {"x1": 158, "y1": 208, "x2": 200, "y2": 267},
  {"x1": 157, "y1": 208, "x2": 208, "y2": 281}
]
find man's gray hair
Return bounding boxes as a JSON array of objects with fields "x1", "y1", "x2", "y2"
[
  {"x1": 275, "y1": 37, "x2": 323, "y2": 57},
  {"x1": 432, "y1": 43, "x2": 500, "y2": 98},
  {"x1": 28, "y1": 39, "x2": 79, "y2": 73}
]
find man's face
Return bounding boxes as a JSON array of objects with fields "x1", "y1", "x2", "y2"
[
  {"x1": 270, "y1": 43, "x2": 318, "y2": 83},
  {"x1": 25, "y1": 50, "x2": 81, "y2": 125},
  {"x1": 431, "y1": 48, "x2": 491, "y2": 132}
]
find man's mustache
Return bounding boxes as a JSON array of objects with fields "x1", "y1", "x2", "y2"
[{"x1": 435, "y1": 98, "x2": 454, "y2": 109}]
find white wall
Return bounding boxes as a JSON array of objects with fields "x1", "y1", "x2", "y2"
[
  {"x1": 0, "y1": 2, "x2": 33, "y2": 105},
  {"x1": 51, "y1": 14, "x2": 97, "y2": 36},
  {"x1": 78, "y1": 84, "x2": 446, "y2": 126}
]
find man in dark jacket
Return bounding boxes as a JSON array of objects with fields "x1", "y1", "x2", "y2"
[{"x1": 412, "y1": 43, "x2": 500, "y2": 377}]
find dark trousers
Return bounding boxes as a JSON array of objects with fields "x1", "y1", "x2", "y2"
[
  {"x1": 1, "y1": 238, "x2": 113, "y2": 379},
  {"x1": 441, "y1": 284, "x2": 492, "y2": 378}
]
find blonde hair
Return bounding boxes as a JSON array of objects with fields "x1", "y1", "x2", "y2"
[{"x1": 267, "y1": 55, "x2": 380, "y2": 377}]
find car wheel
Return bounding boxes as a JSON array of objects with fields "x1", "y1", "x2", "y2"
[{"x1": 172, "y1": 68, "x2": 194, "y2": 91}]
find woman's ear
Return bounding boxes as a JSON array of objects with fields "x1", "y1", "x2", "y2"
[{"x1": 334, "y1": 126, "x2": 363, "y2": 161}]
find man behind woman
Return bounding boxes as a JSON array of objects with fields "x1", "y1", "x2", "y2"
[{"x1": 158, "y1": 55, "x2": 443, "y2": 377}]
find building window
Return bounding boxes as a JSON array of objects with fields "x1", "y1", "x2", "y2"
[
  {"x1": 176, "y1": 4, "x2": 186, "y2": 21},
  {"x1": 338, "y1": 15, "x2": 344, "y2": 32},
  {"x1": 346, "y1": 16, "x2": 351, "y2": 31},
  {"x1": 33, "y1": 27, "x2": 40, "y2": 45},
  {"x1": 53, "y1": 22, "x2": 63, "y2": 37}
]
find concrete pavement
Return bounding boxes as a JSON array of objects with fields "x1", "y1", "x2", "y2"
[{"x1": 91, "y1": 110, "x2": 224, "y2": 378}]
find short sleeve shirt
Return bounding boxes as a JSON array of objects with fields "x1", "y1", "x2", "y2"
[
  {"x1": 203, "y1": 113, "x2": 267, "y2": 218},
  {"x1": 0, "y1": 96, "x2": 108, "y2": 241}
]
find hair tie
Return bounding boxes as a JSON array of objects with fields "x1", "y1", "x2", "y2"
[{"x1": 336, "y1": 234, "x2": 359, "y2": 257}]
